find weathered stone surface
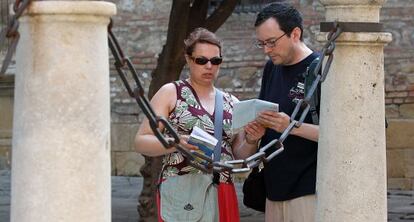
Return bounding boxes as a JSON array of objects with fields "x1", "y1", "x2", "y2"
[
  {"x1": 0, "y1": 146, "x2": 10, "y2": 170},
  {"x1": 386, "y1": 105, "x2": 400, "y2": 118},
  {"x1": 404, "y1": 148, "x2": 414, "y2": 178},
  {"x1": 386, "y1": 119, "x2": 414, "y2": 149},
  {"x1": 111, "y1": 123, "x2": 139, "y2": 152},
  {"x1": 114, "y1": 151, "x2": 145, "y2": 176},
  {"x1": 0, "y1": 1, "x2": 413, "y2": 190},
  {"x1": 237, "y1": 67, "x2": 258, "y2": 81},
  {"x1": 10, "y1": 2, "x2": 116, "y2": 221},
  {"x1": 400, "y1": 104, "x2": 414, "y2": 118},
  {"x1": 387, "y1": 178, "x2": 413, "y2": 190},
  {"x1": 0, "y1": 98, "x2": 13, "y2": 134},
  {"x1": 387, "y1": 149, "x2": 406, "y2": 178}
]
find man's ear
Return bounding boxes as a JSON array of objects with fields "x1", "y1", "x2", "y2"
[{"x1": 291, "y1": 27, "x2": 302, "y2": 42}]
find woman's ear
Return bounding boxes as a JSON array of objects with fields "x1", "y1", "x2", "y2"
[{"x1": 184, "y1": 54, "x2": 191, "y2": 64}]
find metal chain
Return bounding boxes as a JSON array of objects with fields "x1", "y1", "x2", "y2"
[
  {"x1": 108, "y1": 19, "x2": 343, "y2": 174},
  {"x1": 107, "y1": 19, "x2": 217, "y2": 173},
  {"x1": 230, "y1": 23, "x2": 343, "y2": 172},
  {"x1": 0, "y1": 0, "x2": 31, "y2": 77},
  {"x1": 0, "y1": 4, "x2": 342, "y2": 173}
]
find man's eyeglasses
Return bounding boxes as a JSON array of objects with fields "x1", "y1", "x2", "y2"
[
  {"x1": 254, "y1": 33, "x2": 286, "y2": 49},
  {"x1": 190, "y1": 56, "x2": 223, "y2": 65}
]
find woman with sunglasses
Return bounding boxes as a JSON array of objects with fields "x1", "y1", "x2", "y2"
[{"x1": 135, "y1": 28, "x2": 265, "y2": 222}]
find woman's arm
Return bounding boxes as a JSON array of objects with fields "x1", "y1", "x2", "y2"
[{"x1": 134, "y1": 83, "x2": 196, "y2": 156}]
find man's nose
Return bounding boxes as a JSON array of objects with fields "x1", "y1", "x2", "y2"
[{"x1": 263, "y1": 45, "x2": 272, "y2": 54}]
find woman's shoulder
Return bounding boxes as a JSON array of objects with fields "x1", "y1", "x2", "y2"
[
  {"x1": 157, "y1": 82, "x2": 177, "y2": 95},
  {"x1": 219, "y1": 89, "x2": 239, "y2": 104}
]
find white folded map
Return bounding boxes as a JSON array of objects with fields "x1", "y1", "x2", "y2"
[{"x1": 232, "y1": 99, "x2": 279, "y2": 131}]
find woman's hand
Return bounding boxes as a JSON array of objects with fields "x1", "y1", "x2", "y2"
[
  {"x1": 179, "y1": 135, "x2": 199, "y2": 151},
  {"x1": 244, "y1": 121, "x2": 266, "y2": 144}
]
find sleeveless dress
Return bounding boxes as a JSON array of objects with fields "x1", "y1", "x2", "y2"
[{"x1": 157, "y1": 79, "x2": 240, "y2": 222}]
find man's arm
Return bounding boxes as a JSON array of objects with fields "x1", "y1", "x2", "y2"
[{"x1": 291, "y1": 122, "x2": 319, "y2": 142}]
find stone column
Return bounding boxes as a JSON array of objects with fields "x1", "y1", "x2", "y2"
[
  {"x1": 10, "y1": 1, "x2": 116, "y2": 222},
  {"x1": 316, "y1": 1, "x2": 392, "y2": 222}
]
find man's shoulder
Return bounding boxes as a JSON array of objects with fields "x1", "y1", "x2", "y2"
[
  {"x1": 303, "y1": 52, "x2": 320, "y2": 65},
  {"x1": 264, "y1": 59, "x2": 275, "y2": 70}
]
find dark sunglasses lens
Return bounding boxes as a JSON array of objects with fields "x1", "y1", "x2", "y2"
[
  {"x1": 210, "y1": 57, "x2": 222, "y2": 65},
  {"x1": 194, "y1": 57, "x2": 209, "y2": 65}
]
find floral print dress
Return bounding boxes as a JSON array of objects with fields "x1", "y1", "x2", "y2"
[{"x1": 161, "y1": 79, "x2": 236, "y2": 183}]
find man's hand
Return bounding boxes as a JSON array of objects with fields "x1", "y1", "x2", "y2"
[
  {"x1": 244, "y1": 121, "x2": 266, "y2": 144},
  {"x1": 257, "y1": 110, "x2": 290, "y2": 133}
]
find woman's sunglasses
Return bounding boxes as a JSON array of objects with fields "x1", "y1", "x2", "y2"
[{"x1": 190, "y1": 56, "x2": 223, "y2": 65}]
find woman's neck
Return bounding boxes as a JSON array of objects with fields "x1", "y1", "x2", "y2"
[{"x1": 187, "y1": 78, "x2": 215, "y2": 97}]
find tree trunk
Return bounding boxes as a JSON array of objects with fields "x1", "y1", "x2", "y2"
[{"x1": 137, "y1": 0, "x2": 238, "y2": 221}]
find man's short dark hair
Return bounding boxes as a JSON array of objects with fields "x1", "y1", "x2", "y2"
[{"x1": 255, "y1": 2, "x2": 304, "y2": 41}]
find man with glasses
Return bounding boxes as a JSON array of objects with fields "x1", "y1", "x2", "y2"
[{"x1": 241, "y1": 2, "x2": 320, "y2": 222}]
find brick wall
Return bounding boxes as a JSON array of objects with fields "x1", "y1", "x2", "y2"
[
  {"x1": 108, "y1": 0, "x2": 324, "y2": 176},
  {"x1": 108, "y1": 0, "x2": 414, "y2": 190},
  {"x1": 0, "y1": 0, "x2": 413, "y2": 189},
  {"x1": 381, "y1": 0, "x2": 414, "y2": 189}
]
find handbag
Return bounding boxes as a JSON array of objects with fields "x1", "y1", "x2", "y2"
[
  {"x1": 159, "y1": 174, "x2": 218, "y2": 222},
  {"x1": 242, "y1": 167, "x2": 266, "y2": 212}
]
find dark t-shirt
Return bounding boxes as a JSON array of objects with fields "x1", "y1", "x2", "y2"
[{"x1": 258, "y1": 52, "x2": 319, "y2": 201}]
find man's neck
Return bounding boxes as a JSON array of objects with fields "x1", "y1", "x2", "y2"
[{"x1": 288, "y1": 42, "x2": 313, "y2": 65}]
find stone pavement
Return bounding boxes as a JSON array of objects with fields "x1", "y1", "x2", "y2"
[{"x1": 1, "y1": 170, "x2": 413, "y2": 221}]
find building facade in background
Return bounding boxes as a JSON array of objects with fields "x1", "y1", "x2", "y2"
[{"x1": 0, "y1": 0, "x2": 413, "y2": 189}]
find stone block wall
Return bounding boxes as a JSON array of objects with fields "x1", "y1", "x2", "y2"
[
  {"x1": 0, "y1": 0, "x2": 413, "y2": 189},
  {"x1": 386, "y1": 119, "x2": 414, "y2": 189},
  {"x1": 108, "y1": 0, "x2": 325, "y2": 176},
  {"x1": 0, "y1": 75, "x2": 13, "y2": 170},
  {"x1": 381, "y1": 0, "x2": 414, "y2": 190}
]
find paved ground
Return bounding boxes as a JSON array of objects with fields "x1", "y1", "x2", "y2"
[{"x1": 1, "y1": 170, "x2": 413, "y2": 221}]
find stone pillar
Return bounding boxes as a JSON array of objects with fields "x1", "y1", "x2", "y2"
[
  {"x1": 10, "y1": 1, "x2": 116, "y2": 222},
  {"x1": 316, "y1": 1, "x2": 392, "y2": 222}
]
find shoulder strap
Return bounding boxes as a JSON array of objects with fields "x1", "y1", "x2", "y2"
[
  {"x1": 304, "y1": 56, "x2": 320, "y2": 125},
  {"x1": 213, "y1": 89, "x2": 224, "y2": 184},
  {"x1": 213, "y1": 89, "x2": 223, "y2": 162}
]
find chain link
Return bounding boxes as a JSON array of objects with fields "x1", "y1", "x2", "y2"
[
  {"x1": 0, "y1": 9, "x2": 342, "y2": 173},
  {"x1": 108, "y1": 19, "x2": 343, "y2": 174},
  {"x1": 238, "y1": 23, "x2": 343, "y2": 170},
  {"x1": 0, "y1": 0, "x2": 31, "y2": 77},
  {"x1": 108, "y1": 19, "x2": 218, "y2": 173}
]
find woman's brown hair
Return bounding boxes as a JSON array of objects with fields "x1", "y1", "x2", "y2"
[{"x1": 184, "y1": 27, "x2": 222, "y2": 56}]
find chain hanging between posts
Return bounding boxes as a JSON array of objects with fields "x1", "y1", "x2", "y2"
[
  {"x1": 107, "y1": 19, "x2": 215, "y2": 173},
  {"x1": 234, "y1": 24, "x2": 343, "y2": 171},
  {"x1": 0, "y1": 0, "x2": 31, "y2": 77},
  {"x1": 108, "y1": 19, "x2": 343, "y2": 174},
  {"x1": 0, "y1": 1, "x2": 343, "y2": 173}
]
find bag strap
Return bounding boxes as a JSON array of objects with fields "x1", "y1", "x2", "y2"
[
  {"x1": 213, "y1": 89, "x2": 223, "y2": 162},
  {"x1": 213, "y1": 89, "x2": 223, "y2": 184},
  {"x1": 304, "y1": 57, "x2": 320, "y2": 125}
]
